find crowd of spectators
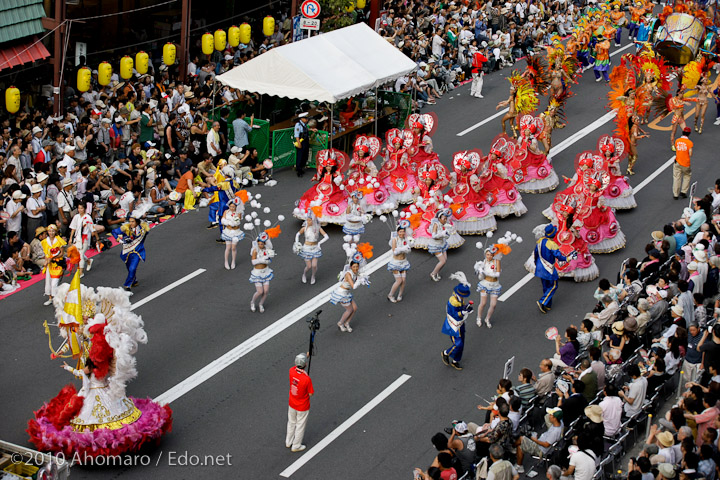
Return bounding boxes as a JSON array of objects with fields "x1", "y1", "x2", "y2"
[
  {"x1": 414, "y1": 182, "x2": 720, "y2": 480},
  {"x1": 378, "y1": 0, "x2": 582, "y2": 108}
]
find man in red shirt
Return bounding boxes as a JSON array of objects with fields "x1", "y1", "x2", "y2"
[
  {"x1": 470, "y1": 45, "x2": 488, "y2": 99},
  {"x1": 673, "y1": 127, "x2": 694, "y2": 199},
  {"x1": 286, "y1": 353, "x2": 314, "y2": 452}
]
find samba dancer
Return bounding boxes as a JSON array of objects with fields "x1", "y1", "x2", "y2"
[
  {"x1": 330, "y1": 254, "x2": 370, "y2": 333},
  {"x1": 294, "y1": 209, "x2": 329, "y2": 285},
  {"x1": 249, "y1": 232, "x2": 275, "y2": 313},
  {"x1": 221, "y1": 197, "x2": 245, "y2": 270},
  {"x1": 386, "y1": 219, "x2": 413, "y2": 303}
]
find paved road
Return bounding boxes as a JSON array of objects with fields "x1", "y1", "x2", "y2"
[{"x1": 2, "y1": 42, "x2": 719, "y2": 480}]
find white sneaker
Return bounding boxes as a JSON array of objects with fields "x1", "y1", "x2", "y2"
[
  {"x1": 714, "y1": 118, "x2": 720, "y2": 125},
  {"x1": 43, "y1": 299, "x2": 53, "y2": 306},
  {"x1": 515, "y1": 464, "x2": 525, "y2": 474},
  {"x1": 485, "y1": 319, "x2": 492, "y2": 329},
  {"x1": 250, "y1": 302, "x2": 256, "y2": 312},
  {"x1": 291, "y1": 445, "x2": 306, "y2": 452},
  {"x1": 310, "y1": 277, "x2": 316, "y2": 285},
  {"x1": 86, "y1": 258, "x2": 93, "y2": 271},
  {"x1": 259, "y1": 305, "x2": 265, "y2": 313},
  {"x1": 476, "y1": 319, "x2": 483, "y2": 327}
]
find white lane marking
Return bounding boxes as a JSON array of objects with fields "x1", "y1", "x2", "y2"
[
  {"x1": 499, "y1": 273, "x2": 534, "y2": 302},
  {"x1": 130, "y1": 268, "x2": 206, "y2": 311},
  {"x1": 279, "y1": 374, "x2": 412, "y2": 478},
  {"x1": 456, "y1": 108, "x2": 509, "y2": 137},
  {"x1": 548, "y1": 111, "x2": 615, "y2": 157},
  {"x1": 634, "y1": 156, "x2": 675, "y2": 193},
  {"x1": 458, "y1": 43, "x2": 634, "y2": 136},
  {"x1": 153, "y1": 252, "x2": 393, "y2": 405}
]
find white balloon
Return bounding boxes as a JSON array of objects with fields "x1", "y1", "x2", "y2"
[
  {"x1": 278, "y1": 215, "x2": 285, "y2": 221},
  {"x1": 476, "y1": 241, "x2": 484, "y2": 249},
  {"x1": 251, "y1": 211, "x2": 258, "y2": 218},
  {"x1": 511, "y1": 233, "x2": 517, "y2": 240},
  {"x1": 254, "y1": 219, "x2": 261, "y2": 225},
  {"x1": 263, "y1": 207, "x2": 271, "y2": 214},
  {"x1": 245, "y1": 215, "x2": 252, "y2": 221},
  {"x1": 264, "y1": 220, "x2": 272, "y2": 227},
  {"x1": 517, "y1": 237, "x2": 523, "y2": 243},
  {"x1": 255, "y1": 194, "x2": 262, "y2": 199},
  {"x1": 486, "y1": 231, "x2": 494, "y2": 238}
]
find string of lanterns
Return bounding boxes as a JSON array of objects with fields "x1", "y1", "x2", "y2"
[{"x1": 4, "y1": 16, "x2": 278, "y2": 111}]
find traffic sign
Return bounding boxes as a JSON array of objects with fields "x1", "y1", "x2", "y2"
[
  {"x1": 300, "y1": 17, "x2": 320, "y2": 30},
  {"x1": 300, "y1": 0, "x2": 321, "y2": 19}
]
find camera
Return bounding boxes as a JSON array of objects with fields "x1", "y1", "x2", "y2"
[{"x1": 307, "y1": 310, "x2": 321, "y2": 332}]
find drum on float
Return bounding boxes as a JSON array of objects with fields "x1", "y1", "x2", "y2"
[{"x1": 654, "y1": 13, "x2": 705, "y2": 65}]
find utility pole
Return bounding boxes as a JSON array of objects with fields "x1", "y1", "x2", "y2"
[
  {"x1": 42, "y1": 0, "x2": 66, "y2": 115},
  {"x1": 369, "y1": 0, "x2": 379, "y2": 30},
  {"x1": 179, "y1": 0, "x2": 191, "y2": 83},
  {"x1": 291, "y1": 0, "x2": 298, "y2": 17}
]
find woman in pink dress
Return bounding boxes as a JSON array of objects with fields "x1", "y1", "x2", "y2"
[
  {"x1": 596, "y1": 135, "x2": 636, "y2": 210},
  {"x1": 525, "y1": 193, "x2": 600, "y2": 282},
  {"x1": 477, "y1": 137, "x2": 528, "y2": 218},
  {"x1": 573, "y1": 170, "x2": 626, "y2": 254},
  {"x1": 507, "y1": 115, "x2": 559, "y2": 194},
  {"x1": 406, "y1": 113, "x2": 439, "y2": 167},
  {"x1": 345, "y1": 135, "x2": 396, "y2": 215},
  {"x1": 541, "y1": 151, "x2": 596, "y2": 220},
  {"x1": 294, "y1": 149, "x2": 349, "y2": 225},
  {"x1": 447, "y1": 150, "x2": 497, "y2": 235},
  {"x1": 379, "y1": 129, "x2": 418, "y2": 205}
]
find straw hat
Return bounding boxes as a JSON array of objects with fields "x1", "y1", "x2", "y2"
[
  {"x1": 657, "y1": 431, "x2": 674, "y2": 448},
  {"x1": 584, "y1": 405, "x2": 603, "y2": 423},
  {"x1": 611, "y1": 321, "x2": 624, "y2": 335},
  {"x1": 651, "y1": 231, "x2": 664, "y2": 241}
]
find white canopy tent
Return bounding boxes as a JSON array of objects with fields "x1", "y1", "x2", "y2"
[{"x1": 216, "y1": 22, "x2": 417, "y2": 103}]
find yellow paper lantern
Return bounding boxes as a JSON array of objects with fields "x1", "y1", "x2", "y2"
[
  {"x1": 5, "y1": 87, "x2": 19, "y2": 114},
  {"x1": 163, "y1": 43, "x2": 176, "y2": 65},
  {"x1": 239, "y1": 23, "x2": 252, "y2": 45},
  {"x1": 120, "y1": 56, "x2": 133, "y2": 80},
  {"x1": 202, "y1": 33, "x2": 214, "y2": 55},
  {"x1": 77, "y1": 67, "x2": 91, "y2": 92},
  {"x1": 228, "y1": 26, "x2": 240, "y2": 47},
  {"x1": 357, "y1": 0, "x2": 366, "y2": 8},
  {"x1": 214, "y1": 29, "x2": 226, "y2": 51},
  {"x1": 135, "y1": 51, "x2": 149, "y2": 74},
  {"x1": 263, "y1": 16, "x2": 275, "y2": 37},
  {"x1": 98, "y1": 62, "x2": 112, "y2": 86}
]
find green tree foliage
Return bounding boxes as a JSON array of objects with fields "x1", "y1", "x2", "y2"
[{"x1": 319, "y1": 0, "x2": 357, "y2": 32}]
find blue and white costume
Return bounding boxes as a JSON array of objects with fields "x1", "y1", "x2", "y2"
[
  {"x1": 249, "y1": 244, "x2": 274, "y2": 284},
  {"x1": 118, "y1": 221, "x2": 149, "y2": 289},
  {"x1": 387, "y1": 235, "x2": 412, "y2": 272},
  {"x1": 221, "y1": 209, "x2": 244, "y2": 243},
  {"x1": 330, "y1": 271, "x2": 357, "y2": 306},
  {"x1": 343, "y1": 195, "x2": 366, "y2": 237},
  {"x1": 428, "y1": 216, "x2": 452, "y2": 254},
  {"x1": 441, "y1": 273, "x2": 473, "y2": 368},
  {"x1": 475, "y1": 258, "x2": 502, "y2": 295},
  {"x1": 533, "y1": 224, "x2": 567, "y2": 312},
  {"x1": 294, "y1": 222, "x2": 329, "y2": 260}
]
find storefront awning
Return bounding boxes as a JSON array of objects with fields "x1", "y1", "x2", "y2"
[{"x1": 0, "y1": 38, "x2": 50, "y2": 72}]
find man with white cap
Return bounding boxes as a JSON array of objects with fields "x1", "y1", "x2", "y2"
[
  {"x1": 5, "y1": 190, "x2": 26, "y2": 235},
  {"x1": 25, "y1": 184, "x2": 47, "y2": 242},
  {"x1": 31, "y1": 126, "x2": 45, "y2": 156},
  {"x1": 286, "y1": 352, "x2": 314, "y2": 453},
  {"x1": 57, "y1": 177, "x2": 76, "y2": 236}
]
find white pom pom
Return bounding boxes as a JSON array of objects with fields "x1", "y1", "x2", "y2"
[
  {"x1": 256, "y1": 203, "x2": 262, "y2": 209},
  {"x1": 505, "y1": 231, "x2": 511, "y2": 237},
  {"x1": 263, "y1": 207, "x2": 271, "y2": 214},
  {"x1": 278, "y1": 215, "x2": 285, "y2": 221},
  {"x1": 511, "y1": 233, "x2": 517, "y2": 240},
  {"x1": 410, "y1": 205, "x2": 418, "y2": 214},
  {"x1": 242, "y1": 179, "x2": 249, "y2": 185},
  {"x1": 359, "y1": 178, "x2": 365, "y2": 185},
  {"x1": 255, "y1": 194, "x2": 262, "y2": 199},
  {"x1": 348, "y1": 179, "x2": 355, "y2": 186},
  {"x1": 399, "y1": 211, "x2": 406, "y2": 218},
  {"x1": 244, "y1": 223, "x2": 253, "y2": 231},
  {"x1": 251, "y1": 211, "x2": 258, "y2": 219},
  {"x1": 379, "y1": 215, "x2": 387, "y2": 222},
  {"x1": 516, "y1": 237, "x2": 523, "y2": 243},
  {"x1": 499, "y1": 238, "x2": 507, "y2": 244},
  {"x1": 444, "y1": 195, "x2": 452, "y2": 203},
  {"x1": 373, "y1": 182, "x2": 380, "y2": 188},
  {"x1": 392, "y1": 210, "x2": 399, "y2": 217},
  {"x1": 343, "y1": 235, "x2": 352, "y2": 242},
  {"x1": 476, "y1": 241, "x2": 484, "y2": 249},
  {"x1": 245, "y1": 215, "x2": 252, "y2": 221},
  {"x1": 486, "y1": 231, "x2": 494, "y2": 238},
  {"x1": 339, "y1": 184, "x2": 345, "y2": 190},
  {"x1": 254, "y1": 219, "x2": 261, "y2": 225},
  {"x1": 264, "y1": 220, "x2": 271, "y2": 227}
]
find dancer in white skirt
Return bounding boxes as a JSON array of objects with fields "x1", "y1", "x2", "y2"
[
  {"x1": 343, "y1": 191, "x2": 366, "y2": 242},
  {"x1": 474, "y1": 246, "x2": 504, "y2": 328},
  {"x1": 294, "y1": 210, "x2": 329, "y2": 284},
  {"x1": 249, "y1": 232, "x2": 275, "y2": 313},
  {"x1": 387, "y1": 220, "x2": 413, "y2": 303},
  {"x1": 69, "y1": 202, "x2": 104, "y2": 277},
  {"x1": 221, "y1": 198, "x2": 245, "y2": 270},
  {"x1": 330, "y1": 253, "x2": 370, "y2": 332},
  {"x1": 429, "y1": 209, "x2": 454, "y2": 282}
]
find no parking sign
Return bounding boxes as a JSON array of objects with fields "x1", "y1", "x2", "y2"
[{"x1": 301, "y1": 0, "x2": 321, "y2": 19}]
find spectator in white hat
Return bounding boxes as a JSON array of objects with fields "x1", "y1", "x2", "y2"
[{"x1": 31, "y1": 126, "x2": 45, "y2": 156}]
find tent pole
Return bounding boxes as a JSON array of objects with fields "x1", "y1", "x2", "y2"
[
  {"x1": 374, "y1": 87, "x2": 378, "y2": 137},
  {"x1": 330, "y1": 103, "x2": 334, "y2": 149}
]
